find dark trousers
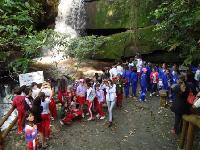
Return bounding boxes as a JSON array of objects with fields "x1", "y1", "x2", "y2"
[
  {"x1": 151, "y1": 83, "x2": 158, "y2": 93},
  {"x1": 174, "y1": 113, "x2": 182, "y2": 135}
]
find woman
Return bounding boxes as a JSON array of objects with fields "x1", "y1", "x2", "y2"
[
  {"x1": 105, "y1": 80, "x2": 117, "y2": 127},
  {"x1": 170, "y1": 75, "x2": 190, "y2": 135}
]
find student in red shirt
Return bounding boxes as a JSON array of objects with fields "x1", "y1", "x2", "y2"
[{"x1": 11, "y1": 86, "x2": 26, "y2": 134}]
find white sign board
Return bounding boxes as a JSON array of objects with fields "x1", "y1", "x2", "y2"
[{"x1": 19, "y1": 71, "x2": 44, "y2": 87}]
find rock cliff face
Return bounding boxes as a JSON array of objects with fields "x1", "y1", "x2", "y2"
[
  {"x1": 41, "y1": 0, "x2": 175, "y2": 60},
  {"x1": 84, "y1": 0, "x2": 162, "y2": 59}
]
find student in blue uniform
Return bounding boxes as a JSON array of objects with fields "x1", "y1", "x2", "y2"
[
  {"x1": 130, "y1": 67, "x2": 138, "y2": 97},
  {"x1": 122, "y1": 65, "x2": 132, "y2": 98},
  {"x1": 139, "y1": 68, "x2": 148, "y2": 102}
]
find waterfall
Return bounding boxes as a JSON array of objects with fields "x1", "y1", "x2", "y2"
[{"x1": 39, "y1": 0, "x2": 85, "y2": 63}]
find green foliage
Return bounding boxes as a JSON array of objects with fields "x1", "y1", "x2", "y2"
[
  {"x1": 0, "y1": 0, "x2": 46, "y2": 73},
  {"x1": 151, "y1": 0, "x2": 200, "y2": 64},
  {"x1": 68, "y1": 36, "x2": 106, "y2": 59},
  {"x1": 8, "y1": 58, "x2": 32, "y2": 74}
]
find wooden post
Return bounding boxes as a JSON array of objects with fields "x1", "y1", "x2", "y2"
[
  {"x1": 180, "y1": 119, "x2": 188, "y2": 148},
  {"x1": 0, "y1": 129, "x2": 4, "y2": 150},
  {"x1": 159, "y1": 90, "x2": 167, "y2": 108},
  {"x1": 186, "y1": 122, "x2": 195, "y2": 150}
]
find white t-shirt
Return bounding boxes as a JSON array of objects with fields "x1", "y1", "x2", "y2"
[
  {"x1": 106, "y1": 84, "x2": 116, "y2": 102},
  {"x1": 32, "y1": 88, "x2": 40, "y2": 99},
  {"x1": 86, "y1": 87, "x2": 96, "y2": 102},
  {"x1": 116, "y1": 65, "x2": 124, "y2": 75},
  {"x1": 136, "y1": 59, "x2": 143, "y2": 73},
  {"x1": 109, "y1": 67, "x2": 118, "y2": 79},
  {"x1": 41, "y1": 97, "x2": 50, "y2": 114}
]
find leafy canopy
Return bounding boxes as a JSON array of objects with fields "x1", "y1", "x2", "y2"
[{"x1": 151, "y1": 0, "x2": 200, "y2": 64}]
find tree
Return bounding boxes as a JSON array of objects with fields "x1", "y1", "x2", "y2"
[
  {"x1": 151, "y1": 0, "x2": 200, "y2": 64},
  {"x1": 0, "y1": 0, "x2": 46, "y2": 73}
]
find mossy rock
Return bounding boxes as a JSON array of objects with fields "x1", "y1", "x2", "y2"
[
  {"x1": 86, "y1": 0, "x2": 159, "y2": 29},
  {"x1": 94, "y1": 26, "x2": 160, "y2": 59}
]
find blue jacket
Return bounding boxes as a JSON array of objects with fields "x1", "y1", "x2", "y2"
[
  {"x1": 123, "y1": 69, "x2": 132, "y2": 83},
  {"x1": 162, "y1": 73, "x2": 172, "y2": 90},
  {"x1": 130, "y1": 72, "x2": 138, "y2": 84},
  {"x1": 140, "y1": 73, "x2": 147, "y2": 88}
]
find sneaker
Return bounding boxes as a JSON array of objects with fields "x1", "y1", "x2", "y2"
[
  {"x1": 82, "y1": 113, "x2": 85, "y2": 118},
  {"x1": 60, "y1": 120, "x2": 64, "y2": 125},
  {"x1": 87, "y1": 117, "x2": 93, "y2": 121},
  {"x1": 100, "y1": 116, "x2": 105, "y2": 120},
  {"x1": 150, "y1": 93, "x2": 152, "y2": 97},
  {"x1": 108, "y1": 122, "x2": 112, "y2": 127},
  {"x1": 51, "y1": 117, "x2": 54, "y2": 121},
  {"x1": 96, "y1": 114, "x2": 100, "y2": 119}
]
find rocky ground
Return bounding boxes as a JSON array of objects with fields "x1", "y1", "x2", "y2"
[{"x1": 5, "y1": 94, "x2": 200, "y2": 150}]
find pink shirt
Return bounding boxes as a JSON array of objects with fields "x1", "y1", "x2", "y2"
[{"x1": 76, "y1": 85, "x2": 86, "y2": 97}]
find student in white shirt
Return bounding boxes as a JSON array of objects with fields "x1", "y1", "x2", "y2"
[
  {"x1": 31, "y1": 82, "x2": 40, "y2": 100},
  {"x1": 105, "y1": 80, "x2": 116, "y2": 127},
  {"x1": 86, "y1": 82, "x2": 96, "y2": 121},
  {"x1": 116, "y1": 62, "x2": 124, "y2": 76},
  {"x1": 109, "y1": 65, "x2": 118, "y2": 79}
]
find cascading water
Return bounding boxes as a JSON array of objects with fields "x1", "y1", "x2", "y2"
[
  {"x1": 0, "y1": 0, "x2": 86, "y2": 131},
  {"x1": 39, "y1": 0, "x2": 85, "y2": 63}
]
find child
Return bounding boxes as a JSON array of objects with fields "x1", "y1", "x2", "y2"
[
  {"x1": 11, "y1": 86, "x2": 26, "y2": 134},
  {"x1": 105, "y1": 80, "x2": 116, "y2": 127},
  {"x1": 57, "y1": 78, "x2": 67, "y2": 105},
  {"x1": 60, "y1": 101, "x2": 82, "y2": 125},
  {"x1": 95, "y1": 84, "x2": 105, "y2": 119},
  {"x1": 24, "y1": 87, "x2": 34, "y2": 117},
  {"x1": 40, "y1": 89, "x2": 51, "y2": 141},
  {"x1": 139, "y1": 68, "x2": 148, "y2": 102},
  {"x1": 130, "y1": 67, "x2": 138, "y2": 98},
  {"x1": 76, "y1": 79, "x2": 87, "y2": 117},
  {"x1": 150, "y1": 67, "x2": 159, "y2": 97},
  {"x1": 114, "y1": 74, "x2": 124, "y2": 108},
  {"x1": 42, "y1": 82, "x2": 57, "y2": 120},
  {"x1": 24, "y1": 112, "x2": 38, "y2": 150},
  {"x1": 31, "y1": 82, "x2": 40, "y2": 100},
  {"x1": 86, "y1": 82, "x2": 96, "y2": 121},
  {"x1": 122, "y1": 65, "x2": 131, "y2": 98}
]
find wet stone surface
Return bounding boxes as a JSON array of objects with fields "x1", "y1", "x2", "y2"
[{"x1": 4, "y1": 95, "x2": 200, "y2": 150}]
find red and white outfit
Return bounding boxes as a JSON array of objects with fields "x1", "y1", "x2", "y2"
[
  {"x1": 96, "y1": 89, "x2": 105, "y2": 118},
  {"x1": 40, "y1": 97, "x2": 50, "y2": 138},
  {"x1": 62, "y1": 102, "x2": 82, "y2": 124},
  {"x1": 24, "y1": 124, "x2": 38, "y2": 150},
  {"x1": 12, "y1": 95, "x2": 26, "y2": 133},
  {"x1": 76, "y1": 84, "x2": 86, "y2": 105},
  {"x1": 86, "y1": 87, "x2": 96, "y2": 120},
  {"x1": 42, "y1": 88, "x2": 57, "y2": 120}
]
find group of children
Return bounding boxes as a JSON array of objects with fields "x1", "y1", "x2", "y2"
[{"x1": 10, "y1": 54, "x2": 200, "y2": 149}]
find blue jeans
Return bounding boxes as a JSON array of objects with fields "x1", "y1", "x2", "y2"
[{"x1": 106, "y1": 100, "x2": 116, "y2": 122}]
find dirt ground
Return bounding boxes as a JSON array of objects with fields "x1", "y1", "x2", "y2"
[{"x1": 6, "y1": 94, "x2": 200, "y2": 150}]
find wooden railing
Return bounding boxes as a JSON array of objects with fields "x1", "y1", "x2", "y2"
[
  {"x1": 0, "y1": 107, "x2": 17, "y2": 150},
  {"x1": 180, "y1": 114, "x2": 200, "y2": 150}
]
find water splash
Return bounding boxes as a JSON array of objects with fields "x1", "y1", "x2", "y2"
[{"x1": 36, "y1": 0, "x2": 85, "y2": 64}]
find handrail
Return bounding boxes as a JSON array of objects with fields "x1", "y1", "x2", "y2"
[
  {"x1": 0, "y1": 107, "x2": 17, "y2": 149},
  {"x1": 0, "y1": 108, "x2": 15, "y2": 128}
]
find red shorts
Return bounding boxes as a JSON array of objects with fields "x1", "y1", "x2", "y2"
[{"x1": 77, "y1": 96, "x2": 85, "y2": 105}]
